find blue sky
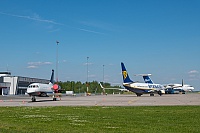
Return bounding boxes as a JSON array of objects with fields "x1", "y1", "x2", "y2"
[{"x1": 0, "y1": 0, "x2": 200, "y2": 90}]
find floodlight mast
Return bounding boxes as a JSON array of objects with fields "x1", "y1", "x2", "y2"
[
  {"x1": 86, "y1": 57, "x2": 89, "y2": 93},
  {"x1": 103, "y1": 65, "x2": 105, "y2": 83},
  {"x1": 56, "y1": 41, "x2": 59, "y2": 83}
]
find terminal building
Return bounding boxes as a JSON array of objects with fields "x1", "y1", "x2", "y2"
[{"x1": 0, "y1": 72, "x2": 49, "y2": 95}]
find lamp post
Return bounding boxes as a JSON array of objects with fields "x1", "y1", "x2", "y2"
[
  {"x1": 86, "y1": 57, "x2": 89, "y2": 93},
  {"x1": 103, "y1": 65, "x2": 105, "y2": 83},
  {"x1": 56, "y1": 41, "x2": 59, "y2": 83}
]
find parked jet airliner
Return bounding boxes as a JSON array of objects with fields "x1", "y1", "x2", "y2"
[
  {"x1": 142, "y1": 75, "x2": 194, "y2": 93},
  {"x1": 121, "y1": 62, "x2": 165, "y2": 96},
  {"x1": 27, "y1": 69, "x2": 60, "y2": 102}
]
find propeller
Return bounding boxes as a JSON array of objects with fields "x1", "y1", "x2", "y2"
[{"x1": 52, "y1": 84, "x2": 59, "y2": 92}]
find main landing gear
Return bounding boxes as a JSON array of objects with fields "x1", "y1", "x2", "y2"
[
  {"x1": 53, "y1": 97, "x2": 57, "y2": 101},
  {"x1": 136, "y1": 93, "x2": 142, "y2": 97},
  {"x1": 31, "y1": 96, "x2": 36, "y2": 102},
  {"x1": 31, "y1": 96, "x2": 57, "y2": 102},
  {"x1": 158, "y1": 91, "x2": 162, "y2": 96},
  {"x1": 30, "y1": 93, "x2": 61, "y2": 102},
  {"x1": 150, "y1": 93, "x2": 154, "y2": 96}
]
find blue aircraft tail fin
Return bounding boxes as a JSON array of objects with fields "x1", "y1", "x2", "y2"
[
  {"x1": 182, "y1": 79, "x2": 184, "y2": 86},
  {"x1": 50, "y1": 69, "x2": 55, "y2": 84},
  {"x1": 143, "y1": 76, "x2": 154, "y2": 84},
  {"x1": 121, "y1": 62, "x2": 134, "y2": 83}
]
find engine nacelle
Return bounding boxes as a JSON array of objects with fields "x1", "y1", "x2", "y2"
[{"x1": 52, "y1": 84, "x2": 59, "y2": 91}]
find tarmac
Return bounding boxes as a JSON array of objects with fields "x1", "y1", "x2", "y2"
[{"x1": 0, "y1": 93, "x2": 199, "y2": 107}]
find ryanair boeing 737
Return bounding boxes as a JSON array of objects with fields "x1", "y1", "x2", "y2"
[{"x1": 121, "y1": 62, "x2": 165, "y2": 96}]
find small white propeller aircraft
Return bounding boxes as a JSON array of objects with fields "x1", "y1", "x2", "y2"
[
  {"x1": 27, "y1": 70, "x2": 61, "y2": 102},
  {"x1": 165, "y1": 79, "x2": 194, "y2": 94}
]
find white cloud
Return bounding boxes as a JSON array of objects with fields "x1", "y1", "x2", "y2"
[
  {"x1": 88, "y1": 74, "x2": 96, "y2": 78},
  {"x1": 27, "y1": 61, "x2": 52, "y2": 69},
  {"x1": 62, "y1": 60, "x2": 67, "y2": 63},
  {"x1": 188, "y1": 70, "x2": 199, "y2": 81},
  {"x1": 83, "y1": 63, "x2": 93, "y2": 66},
  {"x1": 28, "y1": 61, "x2": 52, "y2": 65},
  {"x1": 189, "y1": 75, "x2": 196, "y2": 78},
  {"x1": 27, "y1": 65, "x2": 38, "y2": 69},
  {"x1": 188, "y1": 70, "x2": 199, "y2": 74}
]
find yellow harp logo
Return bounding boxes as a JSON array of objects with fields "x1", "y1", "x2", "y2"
[{"x1": 122, "y1": 71, "x2": 127, "y2": 79}]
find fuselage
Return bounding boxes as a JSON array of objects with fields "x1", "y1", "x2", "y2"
[
  {"x1": 27, "y1": 83, "x2": 53, "y2": 96},
  {"x1": 123, "y1": 82, "x2": 165, "y2": 94},
  {"x1": 166, "y1": 84, "x2": 194, "y2": 92},
  {"x1": 182, "y1": 85, "x2": 194, "y2": 91}
]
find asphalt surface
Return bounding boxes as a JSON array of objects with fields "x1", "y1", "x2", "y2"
[{"x1": 0, "y1": 93, "x2": 199, "y2": 106}]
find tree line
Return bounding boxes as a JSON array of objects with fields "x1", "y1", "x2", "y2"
[{"x1": 57, "y1": 81, "x2": 122, "y2": 94}]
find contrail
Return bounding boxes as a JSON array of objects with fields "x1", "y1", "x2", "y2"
[
  {"x1": 77, "y1": 28, "x2": 106, "y2": 35},
  {"x1": 0, "y1": 11, "x2": 105, "y2": 35},
  {"x1": 0, "y1": 11, "x2": 64, "y2": 25}
]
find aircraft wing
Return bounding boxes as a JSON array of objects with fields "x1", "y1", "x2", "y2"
[
  {"x1": 104, "y1": 88, "x2": 128, "y2": 91},
  {"x1": 99, "y1": 83, "x2": 127, "y2": 91},
  {"x1": 104, "y1": 88, "x2": 122, "y2": 90}
]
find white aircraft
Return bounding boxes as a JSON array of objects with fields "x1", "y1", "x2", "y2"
[
  {"x1": 165, "y1": 79, "x2": 194, "y2": 94},
  {"x1": 27, "y1": 69, "x2": 60, "y2": 102},
  {"x1": 121, "y1": 62, "x2": 165, "y2": 96},
  {"x1": 142, "y1": 75, "x2": 194, "y2": 93},
  {"x1": 99, "y1": 82, "x2": 128, "y2": 92}
]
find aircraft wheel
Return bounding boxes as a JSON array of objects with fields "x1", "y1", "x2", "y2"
[
  {"x1": 158, "y1": 91, "x2": 162, "y2": 96},
  {"x1": 31, "y1": 97, "x2": 36, "y2": 102},
  {"x1": 40, "y1": 93, "x2": 47, "y2": 97},
  {"x1": 150, "y1": 93, "x2": 154, "y2": 96},
  {"x1": 53, "y1": 98, "x2": 57, "y2": 101}
]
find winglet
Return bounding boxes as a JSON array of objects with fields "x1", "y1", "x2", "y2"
[{"x1": 121, "y1": 62, "x2": 133, "y2": 83}]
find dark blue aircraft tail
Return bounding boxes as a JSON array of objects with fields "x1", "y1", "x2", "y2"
[
  {"x1": 121, "y1": 62, "x2": 134, "y2": 83},
  {"x1": 50, "y1": 69, "x2": 55, "y2": 84}
]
